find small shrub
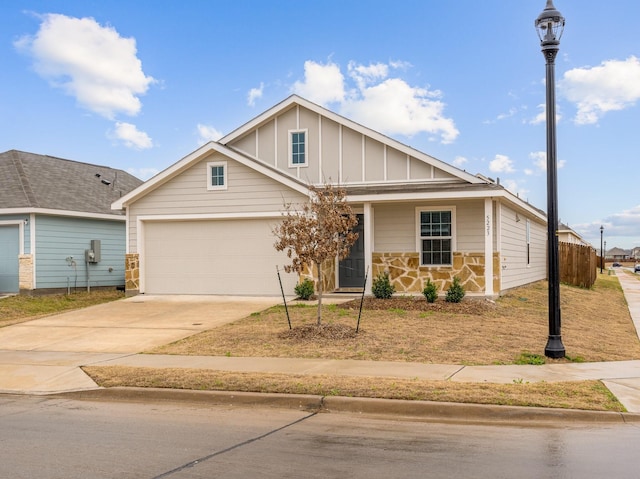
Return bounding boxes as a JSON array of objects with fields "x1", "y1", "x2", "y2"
[
  {"x1": 515, "y1": 352, "x2": 546, "y2": 365},
  {"x1": 422, "y1": 279, "x2": 438, "y2": 303},
  {"x1": 445, "y1": 276, "x2": 465, "y2": 303},
  {"x1": 294, "y1": 278, "x2": 315, "y2": 300},
  {"x1": 372, "y1": 271, "x2": 395, "y2": 299}
]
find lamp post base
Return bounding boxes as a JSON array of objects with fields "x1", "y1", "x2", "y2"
[{"x1": 545, "y1": 335, "x2": 566, "y2": 358}]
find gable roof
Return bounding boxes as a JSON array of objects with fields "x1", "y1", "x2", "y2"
[
  {"x1": 112, "y1": 141, "x2": 311, "y2": 210},
  {"x1": 0, "y1": 150, "x2": 143, "y2": 217},
  {"x1": 220, "y1": 95, "x2": 486, "y2": 185},
  {"x1": 112, "y1": 95, "x2": 546, "y2": 222}
]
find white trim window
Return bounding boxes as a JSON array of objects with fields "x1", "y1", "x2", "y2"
[
  {"x1": 207, "y1": 161, "x2": 227, "y2": 190},
  {"x1": 417, "y1": 207, "x2": 455, "y2": 266},
  {"x1": 289, "y1": 129, "x2": 308, "y2": 167},
  {"x1": 526, "y1": 219, "x2": 531, "y2": 266}
]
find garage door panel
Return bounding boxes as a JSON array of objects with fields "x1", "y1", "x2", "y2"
[{"x1": 144, "y1": 219, "x2": 298, "y2": 295}]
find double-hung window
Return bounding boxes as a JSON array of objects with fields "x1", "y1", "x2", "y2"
[
  {"x1": 289, "y1": 129, "x2": 308, "y2": 167},
  {"x1": 418, "y1": 208, "x2": 454, "y2": 266},
  {"x1": 207, "y1": 161, "x2": 227, "y2": 191}
]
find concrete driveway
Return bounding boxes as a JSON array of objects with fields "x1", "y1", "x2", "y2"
[{"x1": 0, "y1": 295, "x2": 279, "y2": 394}]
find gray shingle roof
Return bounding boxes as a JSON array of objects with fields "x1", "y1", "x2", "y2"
[{"x1": 0, "y1": 150, "x2": 143, "y2": 216}]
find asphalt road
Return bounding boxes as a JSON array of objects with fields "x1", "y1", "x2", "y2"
[{"x1": 1, "y1": 395, "x2": 639, "y2": 479}]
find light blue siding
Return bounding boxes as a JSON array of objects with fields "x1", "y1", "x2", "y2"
[
  {"x1": 0, "y1": 224, "x2": 19, "y2": 292},
  {"x1": 34, "y1": 215, "x2": 126, "y2": 290}
]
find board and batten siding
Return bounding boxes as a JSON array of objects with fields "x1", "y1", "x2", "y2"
[
  {"x1": 126, "y1": 154, "x2": 308, "y2": 253},
  {"x1": 227, "y1": 104, "x2": 460, "y2": 186},
  {"x1": 499, "y1": 204, "x2": 547, "y2": 290},
  {"x1": 34, "y1": 215, "x2": 126, "y2": 289},
  {"x1": 373, "y1": 200, "x2": 486, "y2": 253}
]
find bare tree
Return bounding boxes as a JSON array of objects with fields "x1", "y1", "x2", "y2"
[{"x1": 273, "y1": 183, "x2": 358, "y2": 326}]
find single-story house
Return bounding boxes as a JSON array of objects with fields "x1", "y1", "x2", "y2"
[
  {"x1": 112, "y1": 95, "x2": 548, "y2": 297},
  {"x1": 0, "y1": 150, "x2": 142, "y2": 294},
  {"x1": 557, "y1": 222, "x2": 590, "y2": 247}
]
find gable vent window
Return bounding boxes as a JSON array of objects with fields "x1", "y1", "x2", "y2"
[
  {"x1": 207, "y1": 161, "x2": 227, "y2": 191},
  {"x1": 289, "y1": 129, "x2": 308, "y2": 167}
]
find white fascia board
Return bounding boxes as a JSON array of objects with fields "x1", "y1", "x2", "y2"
[
  {"x1": 347, "y1": 189, "x2": 547, "y2": 222},
  {"x1": 137, "y1": 211, "x2": 286, "y2": 222},
  {"x1": 220, "y1": 95, "x2": 485, "y2": 185},
  {"x1": 111, "y1": 141, "x2": 310, "y2": 211},
  {"x1": 0, "y1": 208, "x2": 125, "y2": 221}
]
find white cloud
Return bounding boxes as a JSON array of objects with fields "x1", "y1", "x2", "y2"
[
  {"x1": 291, "y1": 59, "x2": 459, "y2": 144},
  {"x1": 560, "y1": 56, "x2": 640, "y2": 125},
  {"x1": 196, "y1": 124, "x2": 223, "y2": 145},
  {"x1": 573, "y1": 206, "x2": 640, "y2": 248},
  {"x1": 127, "y1": 167, "x2": 159, "y2": 181},
  {"x1": 291, "y1": 60, "x2": 345, "y2": 105},
  {"x1": 529, "y1": 103, "x2": 562, "y2": 125},
  {"x1": 452, "y1": 156, "x2": 468, "y2": 167},
  {"x1": 501, "y1": 179, "x2": 528, "y2": 199},
  {"x1": 489, "y1": 154, "x2": 515, "y2": 173},
  {"x1": 109, "y1": 122, "x2": 153, "y2": 150},
  {"x1": 247, "y1": 82, "x2": 264, "y2": 107},
  {"x1": 347, "y1": 61, "x2": 388, "y2": 90},
  {"x1": 15, "y1": 13, "x2": 155, "y2": 119},
  {"x1": 527, "y1": 151, "x2": 566, "y2": 173}
]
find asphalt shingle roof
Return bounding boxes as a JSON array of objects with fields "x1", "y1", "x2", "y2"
[{"x1": 0, "y1": 150, "x2": 143, "y2": 216}]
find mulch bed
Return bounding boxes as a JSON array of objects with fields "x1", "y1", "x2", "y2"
[{"x1": 336, "y1": 296, "x2": 496, "y2": 315}]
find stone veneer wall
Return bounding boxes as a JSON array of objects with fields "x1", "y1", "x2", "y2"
[
  {"x1": 372, "y1": 252, "x2": 501, "y2": 295},
  {"x1": 18, "y1": 254, "x2": 33, "y2": 291},
  {"x1": 300, "y1": 259, "x2": 336, "y2": 294},
  {"x1": 125, "y1": 253, "x2": 140, "y2": 295}
]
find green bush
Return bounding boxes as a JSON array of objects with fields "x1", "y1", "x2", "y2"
[
  {"x1": 294, "y1": 278, "x2": 315, "y2": 300},
  {"x1": 422, "y1": 279, "x2": 438, "y2": 303},
  {"x1": 445, "y1": 276, "x2": 465, "y2": 303},
  {"x1": 372, "y1": 271, "x2": 395, "y2": 299}
]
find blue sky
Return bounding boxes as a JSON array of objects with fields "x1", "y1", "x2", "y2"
[{"x1": 1, "y1": 1, "x2": 639, "y2": 249}]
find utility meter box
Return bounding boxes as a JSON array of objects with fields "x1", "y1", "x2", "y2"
[{"x1": 85, "y1": 239, "x2": 101, "y2": 263}]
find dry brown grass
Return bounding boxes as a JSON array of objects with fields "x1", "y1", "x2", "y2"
[
  {"x1": 83, "y1": 274, "x2": 639, "y2": 411},
  {"x1": 0, "y1": 290, "x2": 125, "y2": 327},
  {"x1": 151, "y1": 274, "x2": 640, "y2": 365},
  {"x1": 83, "y1": 366, "x2": 624, "y2": 412}
]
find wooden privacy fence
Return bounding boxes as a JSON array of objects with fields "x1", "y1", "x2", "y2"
[{"x1": 559, "y1": 241, "x2": 597, "y2": 288}]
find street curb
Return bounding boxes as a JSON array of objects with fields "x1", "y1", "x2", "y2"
[{"x1": 54, "y1": 387, "x2": 640, "y2": 425}]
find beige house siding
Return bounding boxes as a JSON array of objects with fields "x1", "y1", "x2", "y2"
[
  {"x1": 364, "y1": 137, "x2": 385, "y2": 182},
  {"x1": 499, "y1": 204, "x2": 547, "y2": 290},
  {"x1": 227, "y1": 104, "x2": 466, "y2": 187},
  {"x1": 373, "y1": 200, "x2": 486, "y2": 253},
  {"x1": 126, "y1": 154, "x2": 307, "y2": 253}
]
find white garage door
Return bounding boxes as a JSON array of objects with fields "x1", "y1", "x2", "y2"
[{"x1": 143, "y1": 219, "x2": 298, "y2": 295}]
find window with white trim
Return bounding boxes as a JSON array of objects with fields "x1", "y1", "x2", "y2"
[
  {"x1": 526, "y1": 219, "x2": 531, "y2": 266},
  {"x1": 207, "y1": 161, "x2": 227, "y2": 190},
  {"x1": 417, "y1": 208, "x2": 454, "y2": 266},
  {"x1": 289, "y1": 129, "x2": 308, "y2": 167}
]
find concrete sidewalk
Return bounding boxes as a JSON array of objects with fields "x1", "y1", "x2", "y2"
[{"x1": 2, "y1": 271, "x2": 640, "y2": 417}]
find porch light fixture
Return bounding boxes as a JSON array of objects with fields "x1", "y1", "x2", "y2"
[{"x1": 536, "y1": 0, "x2": 566, "y2": 358}]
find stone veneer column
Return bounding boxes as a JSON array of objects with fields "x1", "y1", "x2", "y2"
[
  {"x1": 18, "y1": 254, "x2": 34, "y2": 291},
  {"x1": 125, "y1": 253, "x2": 140, "y2": 295}
]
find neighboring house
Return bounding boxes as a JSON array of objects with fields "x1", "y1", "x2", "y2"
[
  {"x1": 607, "y1": 247, "x2": 630, "y2": 261},
  {"x1": 112, "y1": 95, "x2": 549, "y2": 298},
  {"x1": 0, "y1": 150, "x2": 142, "y2": 294},
  {"x1": 630, "y1": 247, "x2": 640, "y2": 260},
  {"x1": 557, "y1": 222, "x2": 590, "y2": 247}
]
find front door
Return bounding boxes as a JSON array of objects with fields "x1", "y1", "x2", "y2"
[{"x1": 338, "y1": 214, "x2": 365, "y2": 289}]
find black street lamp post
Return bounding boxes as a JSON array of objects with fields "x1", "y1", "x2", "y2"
[
  {"x1": 600, "y1": 225, "x2": 604, "y2": 274},
  {"x1": 536, "y1": 0, "x2": 566, "y2": 359}
]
